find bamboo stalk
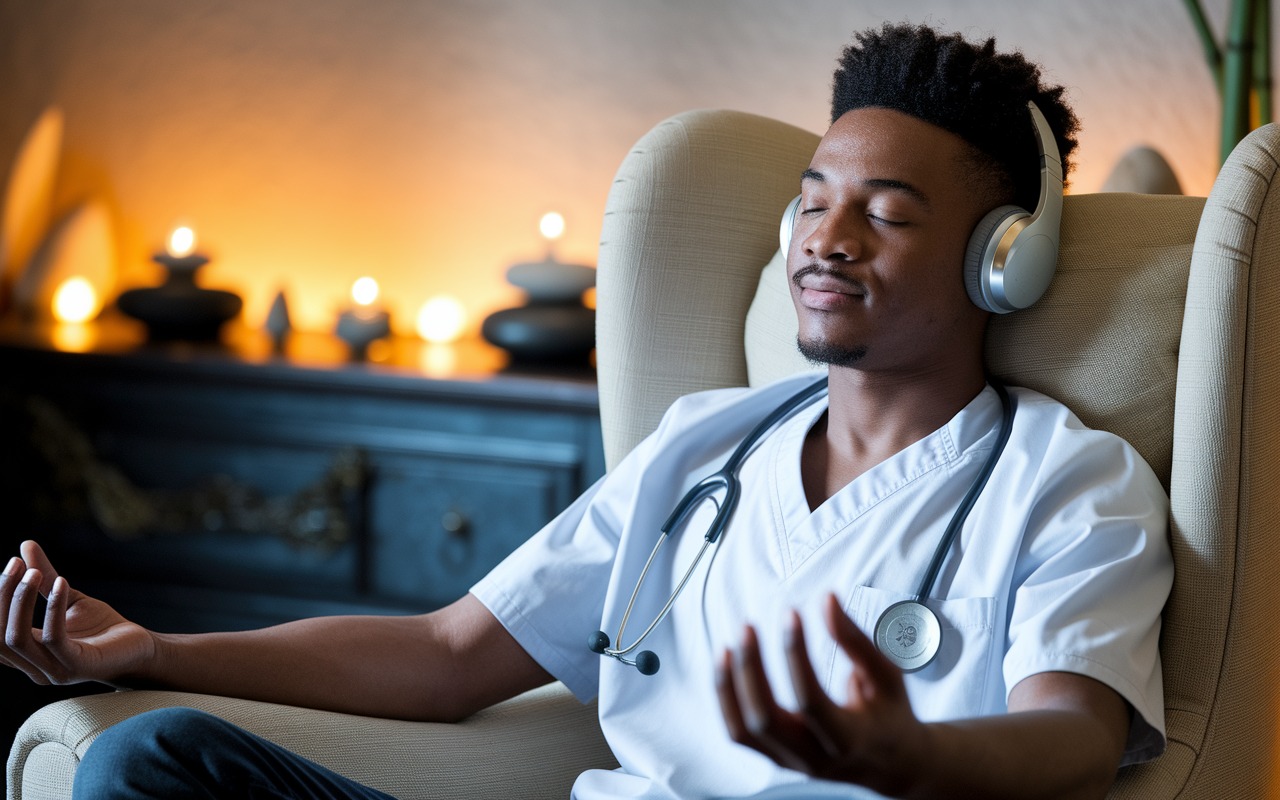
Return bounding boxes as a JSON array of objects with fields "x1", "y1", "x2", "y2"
[
  {"x1": 1255, "y1": 0, "x2": 1272, "y2": 124},
  {"x1": 1183, "y1": 0, "x2": 1225, "y2": 90},
  {"x1": 1223, "y1": 0, "x2": 1257, "y2": 163}
]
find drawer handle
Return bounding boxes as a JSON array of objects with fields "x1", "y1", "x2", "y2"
[{"x1": 441, "y1": 510, "x2": 468, "y2": 536}]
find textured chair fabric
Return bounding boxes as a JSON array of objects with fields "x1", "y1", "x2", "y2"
[
  {"x1": 6, "y1": 682, "x2": 617, "y2": 800},
  {"x1": 596, "y1": 109, "x2": 821, "y2": 469},
  {"x1": 596, "y1": 109, "x2": 1280, "y2": 798}
]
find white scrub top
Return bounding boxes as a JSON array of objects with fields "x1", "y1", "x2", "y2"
[{"x1": 472, "y1": 372, "x2": 1173, "y2": 800}]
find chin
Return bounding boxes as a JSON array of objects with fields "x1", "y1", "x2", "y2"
[{"x1": 796, "y1": 334, "x2": 868, "y2": 367}]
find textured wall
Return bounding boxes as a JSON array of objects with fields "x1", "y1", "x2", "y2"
[{"x1": 0, "y1": 1, "x2": 1234, "y2": 332}]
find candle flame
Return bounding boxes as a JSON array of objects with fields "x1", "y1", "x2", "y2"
[
  {"x1": 352, "y1": 276, "x2": 379, "y2": 306},
  {"x1": 168, "y1": 226, "x2": 196, "y2": 257},
  {"x1": 539, "y1": 212, "x2": 565, "y2": 240},
  {"x1": 52, "y1": 276, "x2": 98, "y2": 323},
  {"x1": 416, "y1": 295, "x2": 466, "y2": 343}
]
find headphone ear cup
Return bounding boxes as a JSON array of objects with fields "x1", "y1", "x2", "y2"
[{"x1": 963, "y1": 205, "x2": 1028, "y2": 312}]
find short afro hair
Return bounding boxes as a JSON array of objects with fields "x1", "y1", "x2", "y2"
[{"x1": 831, "y1": 23, "x2": 1080, "y2": 211}]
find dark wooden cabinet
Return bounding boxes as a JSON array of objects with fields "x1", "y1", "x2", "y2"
[{"x1": 0, "y1": 321, "x2": 604, "y2": 634}]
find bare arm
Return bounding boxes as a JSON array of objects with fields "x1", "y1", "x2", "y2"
[
  {"x1": 2, "y1": 541, "x2": 552, "y2": 722},
  {"x1": 717, "y1": 593, "x2": 1130, "y2": 800}
]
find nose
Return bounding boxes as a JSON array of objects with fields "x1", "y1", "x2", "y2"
[{"x1": 799, "y1": 208, "x2": 863, "y2": 263}]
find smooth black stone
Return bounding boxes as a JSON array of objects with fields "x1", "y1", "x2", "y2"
[
  {"x1": 481, "y1": 304, "x2": 594, "y2": 360},
  {"x1": 117, "y1": 286, "x2": 243, "y2": 341},
  {"x1": 117, "y1": 255, "x2": 243, "y2": 341}
]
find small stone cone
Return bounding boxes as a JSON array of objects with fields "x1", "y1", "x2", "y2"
[{"x1": 265, "y1": 290, "x2": 291, "y2": 348}]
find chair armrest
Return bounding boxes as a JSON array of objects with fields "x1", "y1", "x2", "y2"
[{"x1": 7, "y1": 682, "x2": 618, "y2": 800}]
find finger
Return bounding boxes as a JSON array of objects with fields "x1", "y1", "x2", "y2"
[
  {"x1": 784, "y1": 611, "x2": 842, "y2": 755},
  {"x1": 42, "y1": 577, "x2": 72, "y2": 663},
  {"x1": 5, "y1": 569, "x2": 53, "y2": 684},
  {"x1": 824, "y1": 594, "x2": 905, "y2": 699},
  {"x1": 733, "y1": 626, "x2": 818, "y2": 773},
  {"x1": 20, "y1": 541, "x2": 60, "y2": 596},
  {"x1": 717, "y1": 648, "x2": 753, "y2": 743},
  {"x1": 735, "y1": 625, "x2": 783, "y2": 735},
  {"x1": 0, "y1": 561, "x2": 46, "y2": 682},
  {"x1": 0, "y1": 558, "x2": 27, "y2": 643}
]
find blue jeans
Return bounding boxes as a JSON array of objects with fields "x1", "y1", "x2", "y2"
[{"x1": 74, "y1": 708, "x2": 398, "y2": 800}]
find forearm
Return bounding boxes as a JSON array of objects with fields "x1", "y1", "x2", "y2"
[
  {"x1": 899, "y1": 709, "x2": 1125, "y2": 800},
  {"x1": 124, "y1": 594, "x2": 552, "y2": 722}
]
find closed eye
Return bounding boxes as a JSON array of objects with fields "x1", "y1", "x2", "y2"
[{"x1": 868, "y1": 214, "x2": 907, "y2": 226}]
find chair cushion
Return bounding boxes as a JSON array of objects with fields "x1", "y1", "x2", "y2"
[{"x1": 744, "y1": 192, "x2": 1207, "y2": 490}]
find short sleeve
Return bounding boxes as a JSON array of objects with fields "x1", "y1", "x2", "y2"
[
  {"x1": 470, "y1": 428, "x2": 658, "y2": 703},
  {"x1": 1002, "y1": 428, "x2": 1173, "y2": 767}
]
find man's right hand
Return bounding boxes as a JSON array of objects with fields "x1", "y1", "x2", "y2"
[
  {"x1": 1, "y1": 541, "x2": 550, "y2": 721},
  {"x1": 1, "y1": 540, "x2": 155, "y2": 688}
]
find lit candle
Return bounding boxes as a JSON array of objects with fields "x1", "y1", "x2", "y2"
[
  {"x1": 352, "y1": 276, "x2": 379, "y2": 307},
  {"x1": 51, "y1": 275, "x2": 100, "y2": 353},
  {"x1": 51, "y1": 276, "x2": 99, "y2": 323},
  {"x1": 167, "y1": 226, "x2": 197, "y2": 258},
  {"x1": 335, "y1": 276, "x2": 391, "y2": 359},
  {"x1": 116, "y1": 221, "x2": 243, "y2": 341},
  {"x1": 539, "y1": 212, "x2": 565, "y2": 240},
  {"x1": 415, "y1": 295, "x2": 466, "y2": 343}
]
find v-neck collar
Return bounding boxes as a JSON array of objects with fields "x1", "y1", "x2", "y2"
[{"x1": 767, "y1": 384, "x2": 1003, "y2": 575}]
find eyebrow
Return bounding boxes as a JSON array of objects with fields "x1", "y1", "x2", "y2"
[{"x1": 801, "y1": 169, "x2": 931, "y2": 210}]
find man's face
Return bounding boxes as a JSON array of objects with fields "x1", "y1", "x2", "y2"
[{"x1": 788, "y1": 107, "x2": 995, "y2": 374}]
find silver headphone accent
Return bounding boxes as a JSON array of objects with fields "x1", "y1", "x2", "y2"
[
  {"x1": 962, "y1": 102, "x2": 1063, "y2": 313},
  {"x1": 779, "y1": 193, "x2": 802, "y2": 254},
  {"x1": 779, "y1": 101, "x2": 1063, "y2": 314}
]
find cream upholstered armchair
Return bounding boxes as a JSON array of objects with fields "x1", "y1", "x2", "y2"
[{"x1": 9, "y1": 109, "x2": 1280, "y2": 799}]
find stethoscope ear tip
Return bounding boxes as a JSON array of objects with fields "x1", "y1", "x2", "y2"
[{"x1": 588, "y1": 631, "x2": 611, "y2": 654}]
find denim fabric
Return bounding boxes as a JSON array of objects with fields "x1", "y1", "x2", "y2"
[{"x1": 74, "y1": 707, "x2": 398, "y2": 800}]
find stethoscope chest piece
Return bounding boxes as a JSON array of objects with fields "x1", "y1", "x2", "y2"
[{"x1": 874, "y1": 600, "x2": 942, "y2": 673}]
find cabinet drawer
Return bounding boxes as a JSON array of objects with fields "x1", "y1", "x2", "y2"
[{"x1": 370, "y1": 453, "x2": 567, "y2": 606}]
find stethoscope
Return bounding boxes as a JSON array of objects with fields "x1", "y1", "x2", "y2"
[{"x1": 588, "y1": 376, "x2": 1016, "y2": 675}]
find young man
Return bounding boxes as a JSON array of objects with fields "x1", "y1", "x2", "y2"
[{"x1": 0, "y1": 23, "x2": 1170, "y2": 800}]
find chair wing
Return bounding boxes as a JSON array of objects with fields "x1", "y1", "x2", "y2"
[{"x1": 596, "y1": 108, "x2": 819, "y2": 470}]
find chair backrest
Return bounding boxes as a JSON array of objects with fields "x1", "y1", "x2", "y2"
[{"x1": 596, "y1": 108, "x2": 1280, "y2": 798}]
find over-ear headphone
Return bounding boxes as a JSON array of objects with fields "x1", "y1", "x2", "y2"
[{"x1": 779, "y1": 101, "x2": 1063, "y2": 314}]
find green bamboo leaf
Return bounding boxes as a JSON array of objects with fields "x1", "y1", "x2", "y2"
[
  {"x1": 1222, "y1": 0, "x2": 1257, "y2": 163},
  {"x1": 1254, "y1": 0, "x2": 1272, "y2": 124},
  {"x1": 1183, "y1": 0, "x2": 1225, "y2": 91}
]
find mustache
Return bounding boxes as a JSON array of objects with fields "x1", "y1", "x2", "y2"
[{"x1": 790, "y1": 263, "x2": 868, "y2": 294}]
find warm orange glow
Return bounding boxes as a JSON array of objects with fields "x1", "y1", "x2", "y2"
[
  {"x1": 582, "y1": 287, "x2": 597, "y2": 310},
  {"x1": 418, "y1": 342, "x2": 458, "y2": 377},
  {"x1": 352, "y1": 276, "x2": 379, "y2": 306},
  {"x1": 51, "y1": 322, "x2": 96, "y2": 353},
  {"x1": 52, "y1": 276, "x2": 98, "y2": 323},
  {"x1": 366, "y1": 338, "x2": 392, "y2": 362},
  {"x1": 415, "y1": 295, "x2": 466, "y2": 343},
  {"x1": 167, "y1": 226, "x2": 196, "y2": 257},
  {"x1": 539, "y1": 212, "x2": 565, "y2": 240}
]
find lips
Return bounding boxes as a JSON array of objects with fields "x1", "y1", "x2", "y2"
[{"x1": 792, "y1": 265, "x2": 866, "y2": 310}]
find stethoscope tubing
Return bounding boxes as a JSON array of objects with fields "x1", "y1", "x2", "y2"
[
  {"x1": 592, "y1": 376, "x2": 1014, "y2": 673},
  {"x1": 912, "y1": 381, "x2": 1016, "y2": 601}
]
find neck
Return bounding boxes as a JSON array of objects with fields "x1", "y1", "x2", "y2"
[{"x1": 800, "y1": 357, "x2": 987, "y2": 512}]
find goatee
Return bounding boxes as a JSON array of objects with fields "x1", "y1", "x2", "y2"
[{"x1": 797, "y1": 335, "x2": 867, "y2": 367}]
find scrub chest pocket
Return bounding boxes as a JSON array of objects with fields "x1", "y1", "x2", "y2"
[{"x1": 837, "y1": 585, "x2": 997, "y2": 720}]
